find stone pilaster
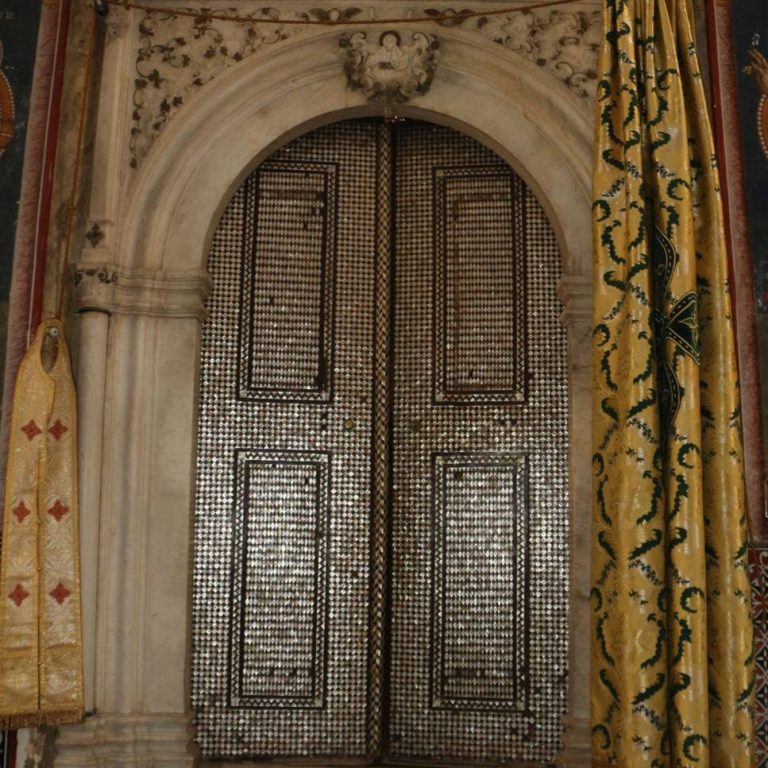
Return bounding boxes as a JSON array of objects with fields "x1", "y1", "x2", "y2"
[
  {"x1": 57, "y1": 266, "x2": 209, "y2": 768},
  {"x1": 556, "y1": 275, "x2": 593, "y2": 768}
]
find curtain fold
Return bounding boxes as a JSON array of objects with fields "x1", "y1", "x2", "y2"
[{"x1": 591, "y1": 1, "x2": 754, "y2": 766}]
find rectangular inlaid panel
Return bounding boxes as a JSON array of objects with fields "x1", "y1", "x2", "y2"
[
  {"x1": 434, "y1": 167, "x2": 526, "y2": 404},
  {"x1": 229, "y1": 450, "x2": 329, "y2": 708},
  {"x1": 193, "y1": 121, "x2": 379, "y2": 759},
  {"x1": 238, "y1": 161, "x2": 337, "y2": 402},
  {"x1": 431, "y1": 453, "x2": 528, "y2": 712},
  {"x1": 388, "y1": 122, "x2": 568, "y2": 764}
]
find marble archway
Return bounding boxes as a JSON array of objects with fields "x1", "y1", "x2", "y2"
[{"x1": 64, "y1": 19, "x2": 594, "y2": 768}]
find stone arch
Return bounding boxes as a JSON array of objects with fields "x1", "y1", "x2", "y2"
[
  {"x1": 66, "y1": 27, "x2": 593, "y2": 768},
  {"x1": 118, "y1": 28, "x2": 592, "y2": 277}
]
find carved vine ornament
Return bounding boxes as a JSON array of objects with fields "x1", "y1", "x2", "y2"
[{"x1": 129, "y1": 5, "x2": 600, "y2": 168}]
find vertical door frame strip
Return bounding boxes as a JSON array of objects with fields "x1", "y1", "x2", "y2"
[{"x1": 367, "y1": 122, "x2": 395, "y2": 759}]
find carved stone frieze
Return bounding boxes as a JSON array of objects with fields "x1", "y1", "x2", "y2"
[
  {"x1": 339, "y1": 30, "x2": 440, "y2": 105},
  {"x1": 421, "y1": 6, "x2": 601, "y2": 98},
  {"x1": 128, "y1": 4, "x2": 600, "y2": 170},
  {"x1": 472, "y1": 7, "x2": 601, "y2": 98},
  {"x1": 130, "y1": 7, "x2": 360, "y2": 167}
]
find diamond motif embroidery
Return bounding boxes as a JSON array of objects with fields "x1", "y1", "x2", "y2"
[
  {"x1": 12, "y1": 501, "x2": 31, "y2": 522},
  {"x1": 47, "y1": 500, "x2": 69, "y2": 522},
  {"x1": 8, "y1": 583, "x2": 30, "y2": 607},
  {"x1": 48, "y1": 420, "x2": 68, "y2": 440},
  {"x1": 49, "y1": 583, "x2": 71, "y2": 604},
  {"x1": 21, "y1": 420, "x2": 42, "y2": 440}
]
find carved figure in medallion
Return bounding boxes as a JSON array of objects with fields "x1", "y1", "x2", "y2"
[{"x1": 339, "y1": 30, "x2": 440, "y2": 107}]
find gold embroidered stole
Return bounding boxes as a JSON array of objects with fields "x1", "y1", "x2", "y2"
[{"x1": 0, "y1": 319, "x2": 83, "y2": 727}]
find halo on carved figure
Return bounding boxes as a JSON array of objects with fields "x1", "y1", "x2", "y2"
[{"x1": 379, "y1": 30, "x2": 401, "y2": 47}]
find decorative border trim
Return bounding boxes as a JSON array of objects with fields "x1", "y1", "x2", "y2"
[
  {"x1": 749, "y1": 546, "x2": 768, "y2": 766},
  {"x1": 704, "y1": 0, "x2": 766, "y2": 541}
]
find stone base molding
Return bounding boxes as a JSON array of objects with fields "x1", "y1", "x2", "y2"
[
  {"x1": 556, "y1": 716, "x2": 592, "y2": 768},
  {"x1": 53, "y1": 712, "x2": 591, "y2": 768},
  {"x1": 55, "y1": 714, "x2": 195, "y2": 767}
]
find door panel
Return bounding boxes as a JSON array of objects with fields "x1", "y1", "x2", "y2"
[
  {"x1": 433, "y1": 165, "x2": 527, "y2": 404},
  {"x1": 193, "y1": 121, "x2": 380, "y2": 759},
  {"x1": 387, "y1": 123, "x2": 568, "y2": 764},
  {"x1": 237, "y1": 160, "x2": 338, "y2": 402},
  {"x1": 430, "y1": 451, "x2": 529, "y2": 712},
  {"x1": 192, "y1": 119, "x2": 568, "y2": 764}
]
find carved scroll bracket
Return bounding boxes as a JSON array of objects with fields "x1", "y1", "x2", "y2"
[
  {"x1": 72, "y1": 263, "x2": 212, "y2": 321},
  {"x1": 339, "y1": 30, "x2": 440, "y2": 112}
]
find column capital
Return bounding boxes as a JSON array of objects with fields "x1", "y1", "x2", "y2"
[
  {"x1": 72, "y1": 262, "x2": 211, "y2": 321},
  {"x1": 557, "y1": 275, "x2": 592, "y2": 328}
]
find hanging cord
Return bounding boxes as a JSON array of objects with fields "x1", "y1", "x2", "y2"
[
  {"x1": 104, "y1": 0, "x2": 586, "y2": 27},
  {"x1": 59, "y1": 5, "x2": 99, "y2": 318}
]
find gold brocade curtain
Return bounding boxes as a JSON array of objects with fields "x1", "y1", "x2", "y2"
[{"x1": 591, "y1": 1, "x2": 754, "y2": 767}]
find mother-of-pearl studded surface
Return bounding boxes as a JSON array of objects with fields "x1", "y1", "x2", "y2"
[{"x1": 192, "y1": 119, "x2": 568, "y2": 763}]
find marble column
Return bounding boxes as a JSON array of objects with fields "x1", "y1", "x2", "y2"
[
  {"x1": 556, "y1": 275, "x2": 593, "y2": 768},
  {"x1": 54, "y1": 264, "x2": 210, "y2": 768}
]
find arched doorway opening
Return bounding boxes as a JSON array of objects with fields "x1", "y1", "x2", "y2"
[{"x1": 192, "y1": 117, "x2": 568, "y2": 765}]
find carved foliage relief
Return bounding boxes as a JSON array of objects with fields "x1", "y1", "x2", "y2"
[
  {"x1": 131, "y1": 8, "x2": 315, "y2": 167},
  {"x1": 129, "y1": 5, "x2": 600, "y2": 169},
  {"x1": 472, "y1": 8, "x2": 601, "y2": 98}
]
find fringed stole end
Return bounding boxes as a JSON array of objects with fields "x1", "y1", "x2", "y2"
[{"x1": 0, "y1": 707, "x2": 84, "y2": 730}]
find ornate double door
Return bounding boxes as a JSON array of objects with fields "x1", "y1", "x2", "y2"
[{"x1": 192, "y1": 119, "x2": 568, "y2": 765}]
